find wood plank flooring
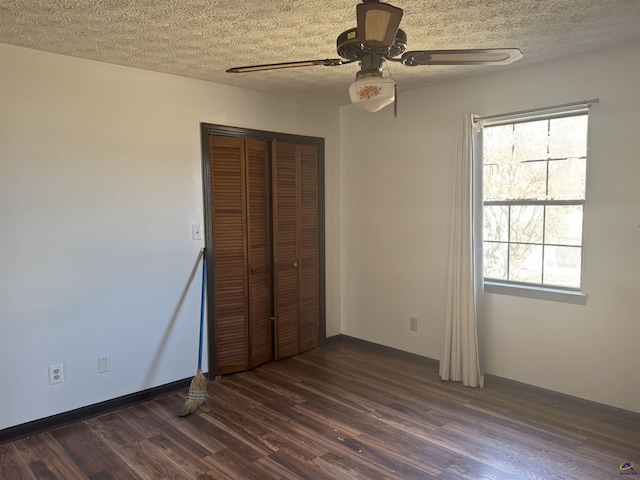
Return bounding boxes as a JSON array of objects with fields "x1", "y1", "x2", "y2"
[{"x1": 2, "y1": 339, "x2": 639, "y2": 479}]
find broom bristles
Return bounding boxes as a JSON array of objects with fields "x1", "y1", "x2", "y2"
[{"x1": 178, "y1": 369, "x2": 208, "y2": 417}]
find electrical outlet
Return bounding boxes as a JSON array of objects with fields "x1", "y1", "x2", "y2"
[
  {"x1": 98, "y1": 356, "x2": 110, "y2": 374},
  {"x1": 409, "y1": 316, "x2": 418, "y2": 332},
  {"x1": 48, "y1": 364, "x2": 64, "y2": 384}
]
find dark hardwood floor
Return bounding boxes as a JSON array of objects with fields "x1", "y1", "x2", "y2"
[{"x1": 2, "y1": 339, "x2": 639, "y2": 479}]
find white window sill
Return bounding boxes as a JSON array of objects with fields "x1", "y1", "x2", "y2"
[{"x1": 484, "y1": 281, "x2": 588, "y2": 305}]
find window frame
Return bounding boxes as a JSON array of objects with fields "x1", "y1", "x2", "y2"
[{"x1": 475, "y1": 102, "x2": 596, "y2": 304}]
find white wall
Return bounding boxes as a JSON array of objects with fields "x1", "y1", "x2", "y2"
[
  {"x1": 2, "y1": 38, "x2": 637, "y2": 432},
  {"x1": 0, "y1": 44, "x2": 342, "y2": 429},
  {"x1": 340, "y1": 40, "x2": 640, "y2": 413}
]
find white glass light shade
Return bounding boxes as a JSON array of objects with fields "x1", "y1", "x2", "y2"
[{"x1": 348, "y1": 76, "x2": 396, "y2": 112}]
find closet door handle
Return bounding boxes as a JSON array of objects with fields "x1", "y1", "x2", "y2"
[
  {"x1": 250, "y1": 267, "x2": 256, "y2": 273},
  {"x1": 293, "y1": 262, "x2": 298, "y2": 268}
]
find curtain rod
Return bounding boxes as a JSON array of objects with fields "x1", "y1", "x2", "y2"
[{"x1": 473, "y1": 98, "x2": 599, "y2": 122}]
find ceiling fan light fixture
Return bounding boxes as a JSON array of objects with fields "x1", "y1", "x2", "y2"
[
  {"x1": 348, "y1": 75, "x2": 396, "y2": 112},
  {"x1": 356, "y1": 2, "x2": 404, "y2": 47}
]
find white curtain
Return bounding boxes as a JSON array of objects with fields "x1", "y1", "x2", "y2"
[{"x1": 439, "y1": 114, "x2": 484, "y2": 387}]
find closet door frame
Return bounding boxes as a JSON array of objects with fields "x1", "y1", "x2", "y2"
[{"x1": 200, "y1": 123, "x2": 326, "y2": 376}]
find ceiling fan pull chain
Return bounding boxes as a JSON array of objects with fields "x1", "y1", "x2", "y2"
[{"x1": 394, "y1": 83, "x2": 398, "y2": 118}]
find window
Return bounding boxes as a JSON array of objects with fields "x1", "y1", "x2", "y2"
[{"x1": 481, "y1": 110, "x2": 589, "y2": 294}]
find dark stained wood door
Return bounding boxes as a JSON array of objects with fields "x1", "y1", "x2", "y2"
[
  {"x1": 298, "y1": 145, "x2": 320, "y2": 352},
  {"x1": 209, "y1": 136, "x2": 272, "y2": 375},
  {"x1": 245, "y1": 139, "x2": 273, "y2": 368},
  {"x1": 209, "y1": 136, "x2": 249, "y2": 374},
  {"x1": 272, "y1": 142, "x2": 300, "y2": 360},
  {"x1": 272, "y1": 142, "x2": 319, "y2": 360}
]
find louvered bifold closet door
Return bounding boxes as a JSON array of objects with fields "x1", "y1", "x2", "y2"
[
  {"x1": 298, "y1": 145, "x2": 319, "y2": 352},
  {"x1": 272, "y1": 142, "x2": 301, "y2": 359},
  {"x1": 245, "y1": 139, "x2": 273, "y2": 368},
  {"x1": 272, "y1": 142, "x2": 320, "y2": 359},
  {"x1": 210, "y1": 136, "x2": 249, "y2": 374}
]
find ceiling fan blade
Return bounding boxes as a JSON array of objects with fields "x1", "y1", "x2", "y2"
[
  {"x1": 356, "y1": 1, "x2": 404, "y2": 49},
  {"x1": 227, "y1": 59, "x2": 348, "y2": 73},
  {"x1": 402, "y1": 48, "x2": 523, "y2": 66}
]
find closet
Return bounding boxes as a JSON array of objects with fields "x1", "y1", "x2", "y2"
[{"x1": 202, "y1": 126, "x2": 323, "y2": 376}]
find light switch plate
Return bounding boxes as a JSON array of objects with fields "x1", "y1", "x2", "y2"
[{"x1": 192, "y1": 224, "x2": 203, "y2": 240}]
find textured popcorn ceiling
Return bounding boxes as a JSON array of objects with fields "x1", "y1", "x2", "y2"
[{"x1": 1, "y1": 0, "x2": 640, "y2": 105}]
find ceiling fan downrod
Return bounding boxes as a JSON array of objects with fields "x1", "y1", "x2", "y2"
[{"x1": 356, "y1": 53, "x2": 385, "y2": 78}]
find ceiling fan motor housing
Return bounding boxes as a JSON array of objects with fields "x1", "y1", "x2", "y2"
[{"x1": 337, "y1": 27, "x2": 407, "y2": 62}]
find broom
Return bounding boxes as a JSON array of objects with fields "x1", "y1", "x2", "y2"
[{"x1": 178, "y1": 249, "x2": 208, "y2": 416}]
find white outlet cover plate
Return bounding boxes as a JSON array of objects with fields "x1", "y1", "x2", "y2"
[
  {"x1": 98, "y1": 356, "x2": 110, "y2": 373},
  {"x1": 48, "y1": 363, "x2": 64, "y2": 384}
]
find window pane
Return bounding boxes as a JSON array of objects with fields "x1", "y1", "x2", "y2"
[
  {"x1": 510, "y1": 161, "x2": 547, "y2": 200},
  {"x1": 548, "y1": 157, "x2": 586, "y2": 200},
  {"x1": 513, "y1": 120, "x2": 548, "y2": 162},
  {"x1": 484, "y1": 205, "x2": 509, "y2": 241},
  {"x1": 509, "y1": 244, "x2": 543, "y2": 283},
  {"x1": 483, "y1": 163, "x2": 507, "y2": 201},
  {"x1": 545, "y1": 205, "x2": 583, "y2": 246},
  {"x1": 510, "y1": 205, "x2": 544, "y2": 244},
  {"x1": 483, "y1": 125, "x2": 514, "y2": 165},
  {"x1": 549, "y1": 115, "x2": 588, "y2": 159},
  {"x1": 544, "y1": 246, "x2": 582, "y2": 288},
  {"x1": 484, "y1": 242, "x2": 508, "y2": 280}
]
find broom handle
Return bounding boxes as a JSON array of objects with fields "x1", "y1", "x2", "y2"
[{"x1": 198, "y1": 249, "x2": 206, "y2": 371}]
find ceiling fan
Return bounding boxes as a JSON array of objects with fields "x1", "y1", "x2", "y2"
[{"x1": 227, "y1": 0, "x2": 523, "y2": 113}]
